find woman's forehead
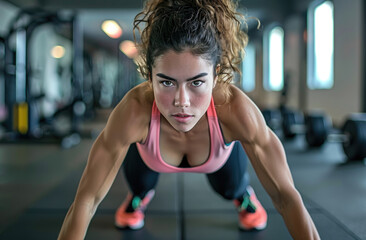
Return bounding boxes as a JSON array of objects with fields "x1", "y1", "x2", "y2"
[{"x1": 153, "y1": 50, "x2": 214, "y2": 71}]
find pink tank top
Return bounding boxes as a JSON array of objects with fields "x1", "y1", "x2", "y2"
[{"x1": 136, "y1": 98, "x2": 235, "y2": 173}]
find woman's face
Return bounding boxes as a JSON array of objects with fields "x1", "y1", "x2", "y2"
[{"x1": 151, "y1": 50, "x2": 216, "y2": 132}]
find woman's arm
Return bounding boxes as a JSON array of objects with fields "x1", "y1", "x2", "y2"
[
  {"x1": 242, "y1": 129, "x2": 319, "y2": 239},
  {"x1": 224, "y1": 86, "x2": 320, "y2": 239},
  {"x1": 57, "y1": 130, "x2": 129, "y2": 239},
  {"x1": 57, "y1": 90, "x2": 150, "y2": 240}
]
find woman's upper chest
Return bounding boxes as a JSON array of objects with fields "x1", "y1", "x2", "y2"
[{"x1": 159, "y1": 115, "x2": 211, "y2": 167}]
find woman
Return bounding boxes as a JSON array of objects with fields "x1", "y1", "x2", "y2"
[{"x1": 58, "y1": 0, "x2": 320, "y2": 239}]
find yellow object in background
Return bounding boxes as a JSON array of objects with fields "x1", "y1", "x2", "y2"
[{"x1": 13, "y1": 103, "x2": 28, "y2": 134}]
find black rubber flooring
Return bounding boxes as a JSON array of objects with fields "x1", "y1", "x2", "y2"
[{"x1": 0, "y1": 130, "x2": 365, "y2": 239}]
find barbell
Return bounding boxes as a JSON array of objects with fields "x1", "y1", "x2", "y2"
[{"x1": 264, "y1": 109, "x2": 366, "y2": 161}]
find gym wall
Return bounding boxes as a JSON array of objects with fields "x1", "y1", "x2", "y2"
[
  {"x1": 247, "y1": 0, "x2": 363, "y2": 126},
  {"x1": 0, "y1": 1, "x2": 18, "y2": 36},
  {"x1": 245, "y1": 16, "x2": 304, "y2": 112},
  {"x1": 306, "y1": 0, "x2": 363, "y2": 125},
  {"x1": 283, "y1": 15, "x2": 303, "y2": 112}
]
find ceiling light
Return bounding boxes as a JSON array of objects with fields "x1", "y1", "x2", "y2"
[
  {"x1": 51, "y1": 45, "x2": 65, "y2": 59},
  {"x1": 119, "y1": 40, "x2": 138, "y2": 58},
  {"x1": 101, "y1": 20, "x2": 122, "y2": 39}
]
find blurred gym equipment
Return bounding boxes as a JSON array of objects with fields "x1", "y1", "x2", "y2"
[
  {"x1": 2, "y1": 8, "x2": 87, "y2": 148},
  {"x1": 269, "y1": 108, "x2": 366, "y2": 161}
]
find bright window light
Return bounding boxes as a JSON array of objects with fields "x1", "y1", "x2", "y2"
[
  {"x1": 242, "y1": 44, "x2": 256, "y2": 92},
  {"x1": 101, "y1": 20, "x2": 122, "y2": 39},
  {"x1": 263, "y1": 25, "x2": 284, "y2": 91},
  {"x1": 308, "y1": 1, "x2": 334, "y2": 89}
]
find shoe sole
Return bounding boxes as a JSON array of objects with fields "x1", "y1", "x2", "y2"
[
  {"x1": 115, "y1": 220, "x2": 144, "y2": 230},
  {"x1": 239, "y1": 221, "x2": 267, "y2": 231}
]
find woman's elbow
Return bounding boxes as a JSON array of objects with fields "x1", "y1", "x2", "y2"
[
  {"x1": 73, "y1": 194, "x2": 100, "y2": 218},
  {"x1": 271, "y1": 186, "x2": 303, "y2": 214}
]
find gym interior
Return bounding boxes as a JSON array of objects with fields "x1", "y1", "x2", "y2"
[{"x1": 0, "y1": 0, "x2": 365, "y2": 239}]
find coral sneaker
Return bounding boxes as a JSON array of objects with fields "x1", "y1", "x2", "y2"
[
  {"x1": 234, "y1": 186, "x2": 267, "y2": 231},
  {"x1": 115, "y1": 190, "x2": 155, "y2": 230}
]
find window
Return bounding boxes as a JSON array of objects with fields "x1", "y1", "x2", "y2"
[
  {"x1": 242, "y1": 44, "x2": 256, "y2": 92},
  {"x1": 307, "y1": 0, "x2": 334, "y2": 89},
  {"x1": 263, "y1": 25, "x2": 284, "y2": 91}
]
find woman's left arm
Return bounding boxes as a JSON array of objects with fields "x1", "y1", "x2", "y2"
[
  {"x1": 225, "y1": 87, "x2": 320, "y2": 239},
  {"x1": 243, "y1": 128, "x2": 319, "y2": 239}
]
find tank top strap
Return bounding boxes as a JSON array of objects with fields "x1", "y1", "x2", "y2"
[
  {"x1": 151, "y1": 101, "x2": 160, "y2": 118},
  {"x1": 206, "y1": 97, "x2": 217, "y2": 118}
]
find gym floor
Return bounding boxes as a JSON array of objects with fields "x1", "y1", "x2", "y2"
[{"x1": 0, "y1": 110, "x2": 366, "y2": 240}]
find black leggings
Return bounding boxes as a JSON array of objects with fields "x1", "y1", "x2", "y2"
[{"x1": 122, "y1": 141, "x2": 249, "y2": 200}]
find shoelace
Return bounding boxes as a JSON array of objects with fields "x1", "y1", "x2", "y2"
[
  {"x1": 239, "y1": 195, "x2": 257, "y2": 213},
  {"x1": 132, "y1": 196, "x2": 142, "y2": 210}
]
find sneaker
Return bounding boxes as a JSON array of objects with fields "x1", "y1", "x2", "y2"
[
  {"x1": 115, "y1": 189, "x2": 155, "y2": 230},
  {"x1": 233, "y1": 186, "x2": 267, "y2": 231}
]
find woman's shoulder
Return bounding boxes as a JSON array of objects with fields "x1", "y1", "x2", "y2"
[
  {"x1": 214, "y1": 83, "x2": 265, "y2": 142},
  {"x1": 104, "y1": 82, "x2": 154, "y2": 144},
  {"x1": 115, "y1": 82, "x2": 154, "y2": 115},
  {"x1": 213, "y1": 83, "x2": 250, "y2": 114}
]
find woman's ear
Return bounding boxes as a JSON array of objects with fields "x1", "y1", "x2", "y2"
[
  {"x1": 213, "y1": 75, "x2": 218, "y2": 88},
  {"x1": 148, "y1": 72, "x2": 153, "y2": 87},
  {"x1": 215, "y1": 64, "x2": 221, "y2": 75}
]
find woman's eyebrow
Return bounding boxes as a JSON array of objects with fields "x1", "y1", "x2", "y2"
[
  {"x1": 187, "y1": 72, "x2": 208, "y2": 81},
  {"x1": 156, "y1": 73, "x2": 176, "y2": 81},
  {"x1": 156, "y1": 72, "x2": 208, "y2": 81}
]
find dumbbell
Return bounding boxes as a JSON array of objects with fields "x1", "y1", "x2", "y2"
[
  {"x1": 281, "y1": 110, "x2": 305, "y2": 139},
  {"x1": 283, "y1": 110, "x2": 366, "y2": 161},
  {"x1": 281, "y1": 110, "x2": 330, "y2": 147},
  {"x1": 262, "y1": 108, "x2": 305, "y2": 137},
  {"x1": 341, "y1": 114, "x2": 366, "y2": 160},
  {"x1": 262, "y1": 109, "x2": 282, "y2": 131}
]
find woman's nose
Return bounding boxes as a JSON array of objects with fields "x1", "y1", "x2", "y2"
[{"x1": 174, "y1": 86, "x2": 190, "y2": 107}]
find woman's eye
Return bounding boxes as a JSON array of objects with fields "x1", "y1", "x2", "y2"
[
  {"x1": 192, "y1": 80, "x2": 204, "y2": 87},
  {"x1": 161, "y1": 81, "x2": 174, "y2": 87}
]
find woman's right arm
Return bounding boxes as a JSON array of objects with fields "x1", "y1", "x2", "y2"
[{"x1": 57, "y1": 92, "x2": 149, "y2": 240}]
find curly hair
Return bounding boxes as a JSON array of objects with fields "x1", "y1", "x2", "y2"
[{"x1": 133, "y1": 0, "x2": 248, "y2": 89}]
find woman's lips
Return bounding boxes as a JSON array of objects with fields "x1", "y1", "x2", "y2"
[{"x1": 172, "y1": 113, "x2": 193, "y2": 123}]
